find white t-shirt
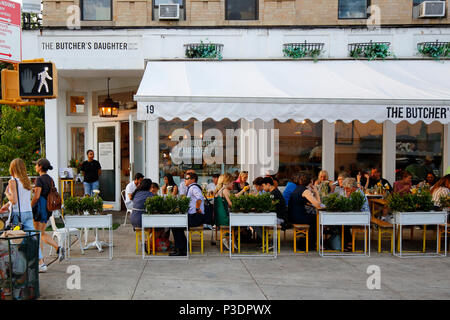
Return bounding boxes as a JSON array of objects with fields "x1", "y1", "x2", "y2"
[
  {"x1": 179, "y1": 179, "x2": 187, "y2": 195},
  {"x1": 206, "y1": 183, "x2": 216, "y2": 193},
  {"x1": 125, "y1": 181, "x2": 137, "y2": 208}
]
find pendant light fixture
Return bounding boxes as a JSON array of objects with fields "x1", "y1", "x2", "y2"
[{"x1": 99, "y1": 77, "x2": 119, "y2": 117}]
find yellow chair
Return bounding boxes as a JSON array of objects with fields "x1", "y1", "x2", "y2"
[
  {"x1": 371, "y1": 218, "x2": 394, "y2": 253},
  {"x1": 351, "y1": 227, "x2": 369, "y2": 253},
  {"x1": 218, "y1": 226, "x2": 235, "y2": 253},
  {"x1": 263, "y1": 225, "x2": 281, "y2": 253},
  {"x1": 438, "y1": 224, "x2": 449, "y2": 253},
  {"x1": 135, "y1": 228, "x2": 151, "y2": 255},
  {"x1": 189, "y1": 226, "x2": 204, "y2": 254},
  {"x1": 293, "y1": 224, "x2": 309, "y2": 253}
]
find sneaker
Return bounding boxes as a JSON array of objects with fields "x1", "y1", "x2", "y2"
[
  {"x1": 203, "y1": 224, "x2": 213, "y2": 230},
  {"x1": 39, "y1": 264, "x2": 47, "y2": 273},
  {"x1": 57, "y1": 247, "x2": 65, "y2": 262},
  {"x1": 222, "y1": 237, "x2": 230, "y2": 251}
]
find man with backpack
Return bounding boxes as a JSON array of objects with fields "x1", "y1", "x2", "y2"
[{"x1": 170, "y1": 172, "x2": 206, "y2": 256}]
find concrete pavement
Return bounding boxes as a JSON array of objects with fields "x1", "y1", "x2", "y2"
[{"x1": 37, "y1": 218, "x2": 450, "y2": 300}]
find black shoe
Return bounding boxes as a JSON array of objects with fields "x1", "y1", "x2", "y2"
[{"x1": 169, "y1": 249, "x2": 187, "y2": 256}]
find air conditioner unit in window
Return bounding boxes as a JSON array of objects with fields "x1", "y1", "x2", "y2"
[
  {"x1": 159, "y1": 4, "x2": 180, "y2": 20},
  {"x1": 418, "y1": 1, "x2": 446, "y2": 18}
]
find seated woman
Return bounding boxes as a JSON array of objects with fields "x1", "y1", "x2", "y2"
[
  {"x1": 233, "y1": 171, "x2": 250, "y2": 194},
  {"x1": 341, "y1": 178, "x2": 370, "y2": 251},
  {"x1": 331, "y1": 172, "x2": 349, "y2": 196},
  {"x1": 313, "y1": 170, "x2": 332, "y2": 197},
  {"x1": 150, "y1": 182, "x2": 160, "y2": 196},
  {"x1": 130, "y1": 178, "x2": 153, "y2": 229},
  {"x1": 418, "y1": 172, "x2": 437, "y2": 189},
  {"x1": 430, "y1": 174, "x2": 450, "y2": 208},
  {"x1": 161, "y1": 173, "x2": 178, "y2": 196},
  {"x1": 288, "y1": 174, "x2": 322, "y2": 250},
  {"x1": 393, "y1": 171, "x2": 413, "y2": 195},
  {"x1": 214, "y1": 173, "x2": 236, "y2": 250}
]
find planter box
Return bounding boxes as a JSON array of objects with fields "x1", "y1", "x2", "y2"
[
  {"x1": 65, "y1": 214, "x2": 112, "y2": 229},
  {"x1": 394, "y1": 211, "x2": 447, "y2": 225},
  {"x1": 141, "y1": 214, "x2": 188, "y2": 228},
  {"x1": 320, "y1": 211, "x2": 370, "y2": 226},
  {"x1": 229, "y1": 212, "x2": 277, "y2": 227}
]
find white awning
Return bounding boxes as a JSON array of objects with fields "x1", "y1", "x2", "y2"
[{"x1": 135, "y1": 60, "x2": 450, "y2": 124}]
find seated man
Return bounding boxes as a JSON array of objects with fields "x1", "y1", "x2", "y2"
[
  {"x1": 367, "y1": 168, "x2": 392, "y2": 190},
  {"x1": 170, "y1": 172, "x2": 205, "y2": 256},
  {"x1": 393, "y1": 171, "x2": 412, "y2": 195},
  {"x1": 125, "y1": 173, "x2": 144, "y2": 208}
]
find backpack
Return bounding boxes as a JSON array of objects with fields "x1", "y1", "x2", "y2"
[
  {"x1": 47, "y1": 179, "x2": 62, "y2": 211},
  {"x1": 187, "y1": 183, "x2": 214, "y2": 225}
]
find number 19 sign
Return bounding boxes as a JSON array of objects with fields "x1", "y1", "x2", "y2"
[{"x1": 137, "y1": 102, "x2": 156, "y2": 120}]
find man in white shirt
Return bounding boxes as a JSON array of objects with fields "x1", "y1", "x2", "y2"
[
  {"x1": 179, "y1": 169, "x2": 196, "y2": 196},
  {"x1": 206, "y1": 174, "x2": 220, "y2": 194},
  {"x1": 125, "y1": 173, "x2": 144, "y2": 208}
]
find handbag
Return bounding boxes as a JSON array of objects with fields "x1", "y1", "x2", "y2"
[
  {"x1": 5, "y1": 178, "x2": 24, "y2": 231},
  {"x1": 47, "y1": 178, "x2": 62, "y2": 211}
]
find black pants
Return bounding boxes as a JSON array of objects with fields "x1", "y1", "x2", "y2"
[{"x1": 171, "y1": 213, "x2": 204, "y2": 252}]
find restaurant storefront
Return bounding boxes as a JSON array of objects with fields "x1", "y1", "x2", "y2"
[{"x1": 23, "y1": 28, "x2": 450, "y2": 210}]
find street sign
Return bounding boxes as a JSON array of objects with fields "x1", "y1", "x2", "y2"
[
  {"x1": 0, "y1": 0, "x2": 21, "y2": 63},
  {"x1": 19, "y1": 62, "x2": 58, "y2": 98}
]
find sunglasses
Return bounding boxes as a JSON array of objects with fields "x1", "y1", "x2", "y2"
[{"x1": 186, "y1": 176, "x2": 192, "y2": 180}]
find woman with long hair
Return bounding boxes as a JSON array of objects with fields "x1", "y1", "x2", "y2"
[
  {"x1": 130, "y1": 178, "x2": 153, "y2": 228},
  {"x1": 233, "y1": 171, "x2": 250, "y2": 193},
  {"x1": 161, "y1": 173, "x2": 178, "y2": 196},
  {"x1": 5, "y1": 159, "x2": 46, "y2": 272},
  {"x1": 430, "y1": 174, "x2": 450, "y2": 207},
  {"x1": 214, "y1": 173, "x2": 236, "y2": 250},
  {"x1": 31, "y1": 158, "x2": 64, "y2": 270}
]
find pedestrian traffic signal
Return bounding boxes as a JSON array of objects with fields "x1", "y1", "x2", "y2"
[{"x1": 18, "y1": 62, "x2": 58, "y2": 98}]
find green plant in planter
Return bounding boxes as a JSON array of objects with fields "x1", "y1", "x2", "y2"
[
  {"x1": 178, "y1": 196, "x2": 191, "y2": 214},
  {"x1": 145, "y1": 196, "x2": 165, "y2": 214},
  {"x1": 283, "y1": 46, "x2": 322, "y2": 61},
  {"x1": 322, "y1": 192, "x2": 365, "y2": 212},
  {"x1": 418, "y1": 43, "x2": 450, "y2": 60},
  {"x1": 230, "y1": 193, "x2": 278, "y2": 213},
  {"x1": 439, "y1": 195, "x2": 450, "y2": 209},
  {"x1": 387, "y1": 191, "x2": 434, "y2": 212},
  {"x1": 63, "y1": 196, "x2": 82, "y2": 215},
  {"x1": 185, "y1": 41, "x2": 223, "y2": 60},
  {"x1": 163, "y1": 195, "x2": 179, "y2": 214},
  {"x1": 350, "y1": 43, "x2": 394, "y2": 60}
]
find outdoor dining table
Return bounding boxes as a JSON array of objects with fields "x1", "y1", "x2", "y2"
[
  {"x1": 229, "y1": 212, "x2": 277, "y2": 259},
  {"x1": 368, "y1": 198, "x2": 387, "y2": 218}
]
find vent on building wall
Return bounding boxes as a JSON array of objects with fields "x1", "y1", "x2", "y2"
[
  {"x1": 418, "y1": 1, "x2": 446, "y2": 18},
  {"x1": 159, "y1": 4, "x2": 180, "y2": 20}
]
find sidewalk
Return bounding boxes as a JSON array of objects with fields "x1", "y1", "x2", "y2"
[{"x1": 37, "y1": 219, "x2": 450, "y2": 300}]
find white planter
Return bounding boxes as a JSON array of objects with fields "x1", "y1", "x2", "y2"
[
  {"x1": 320, "y1": 211, "x2": 371, "y2": 226},
  {"x1": 65, "y1": 214, "x2": 112, "y2": 229},
  {"x1": 141, "y1": 214, "x2": 188, "y2": 228},
  {"x1": 394, "y1": 211, "x2": 447, "y2": 225},
  {"x1": 229, "y1": 212, "x2": 277, "y2": 227}
]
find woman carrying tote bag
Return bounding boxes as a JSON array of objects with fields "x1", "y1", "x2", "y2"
[{"x1": 4, "y1": 159, "x2": 45, "y2": 272}]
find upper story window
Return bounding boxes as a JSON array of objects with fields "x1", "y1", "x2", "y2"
[
  {"x1": 226, "y1": 0, "x2": 258, "y2": 20},
  {"x1": 338, "y1": 0, "x2": 369, "y2": 19},
  {"x1": 413, "y1": 0, "x2": 444, "y2": 5},
  {"x1": 81, "y1": 0, "x2": 112, "y2": 21}
]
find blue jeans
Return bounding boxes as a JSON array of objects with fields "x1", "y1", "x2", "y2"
[
  {"x1": 83, "y1": 181, "x2": 99, "y2": 196},
  {"x1": 11, "y1": 211, "x2": 43, "y2": 260}
]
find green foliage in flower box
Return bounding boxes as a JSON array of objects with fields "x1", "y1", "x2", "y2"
[
  {"x1": 386, "y1": 191, "x2": 434, "y2": 212},
  {"x1": 64, "y1": 195, "x2": 103, "y2": 215},
  {"x1": 322, "y1": 192, "x2": 365, "y2": 212},
  {"x1": 417, "y1": 42, "x2": 450, "y2": 60},
  {"x1": 145, "y1": 195, "x2": 191, "y2": 214},
  {"x1": 185, "y1": 41, "x2": 223, "y2": 60},
  {"x1": 349, "y1": 43, "x2": 393, "y2": 60},
  {"x1": 230, "y1": 193, "x2": 278, "y2": 213}
]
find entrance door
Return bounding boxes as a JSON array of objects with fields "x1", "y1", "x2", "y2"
[
  {"x1": 129, "y1": 114, "x2": 146, "y2": 181},
  {"x1": 94, "y1": 122, "x2": 121, "y2": 210}
]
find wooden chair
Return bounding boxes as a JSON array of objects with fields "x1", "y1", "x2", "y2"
[
  {"x1": 371, "y1": 217, "x2": 394, "y2": 253},
  {"x1": 189, "y1": 226, "x2": 204, "y2": 254},
  {"x1": 263, "y1": 225, "x2": 281, "y2": 253},
  {"x1": 438, "y1": 224, "x2": 449, "y2": 253},
  {"x1": 351, "y1": 227, "x2": 369, "y2": 253},
  {"x1": 135, "y1": 227, "x2": 151, "y2": 255},
  {"x1": 293, "y1": 224, "x2": 309, "y2": 253}
]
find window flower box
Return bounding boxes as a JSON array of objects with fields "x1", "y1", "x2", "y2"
[
  {"x1": 417, "y1": 40, "x2": 450, "y2": 60},
  {"x1": 348, "y1": 41, "x2": 393, "y2": 60},
  {"x1": 184, "y1": 42, "x2": 224, "y2": 60},
  {"x1": 282, "y1": 42, "x2": 324, "y2": 60}
]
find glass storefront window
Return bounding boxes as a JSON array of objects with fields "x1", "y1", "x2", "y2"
[
  {"x1": 335, "y1": 120, "x2": 383, "y2": 178},
  {"x1": 396, "y1": 121, "x2": 443, "y2": 183},
  {"x1": 159, "y1": 118, "x2": 240, "y2": 187},
  {"x1": 274, "y1": 120, "x2": 323, "y2": 186},
  {"x1": 70, "y1": 127, "x2": 85, "y2": 162}
]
